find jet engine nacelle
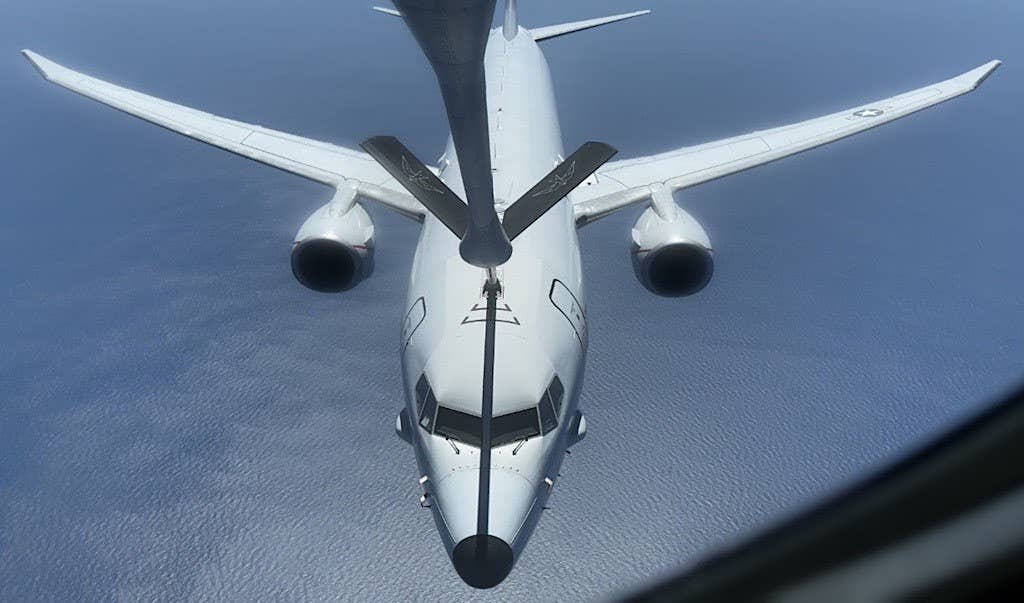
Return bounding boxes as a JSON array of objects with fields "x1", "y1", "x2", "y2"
[
  {"x1": 291, "y1": 191, "x2": 374, "y2": 293},
  {"x1": 631, "y1": 202, "x2": 713, "y2": 297}
]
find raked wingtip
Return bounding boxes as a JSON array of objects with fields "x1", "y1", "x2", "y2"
[
  {"x1": 971, "y1": 60, "x2": 1002, "y2": 89},
  {"x1": 21, "y1": 49, "x2": 50, "y2": 79}
]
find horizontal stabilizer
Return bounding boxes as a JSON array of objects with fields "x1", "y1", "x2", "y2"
[
  {"x1": 361, "y1": 136, "x2": 469, "y2": 237},
  {"x1": 502, "y1": 142, "x2": 617, "y2": 240},
  {"x1": 372, "y1": 6, "x2": 402, "y2": 17},
  {"x1": 531, "y1": 10, "x2": 651, "y2": 42}
]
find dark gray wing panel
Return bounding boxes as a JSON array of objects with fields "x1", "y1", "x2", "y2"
[
  {"x1": 361, "y1": 136, "x2": 469, "y2": 238},
  {"x1": 502, "y1": 142, "x2": 618, "y2": 240}
]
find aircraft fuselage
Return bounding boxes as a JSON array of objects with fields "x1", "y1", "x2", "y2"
[{"x1": 400, "y1": 26, "x2": 587, "y2": 582}]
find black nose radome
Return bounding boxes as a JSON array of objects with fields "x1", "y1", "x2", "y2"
[{"x1": 452, "y1": 535, "x2": 514, "y2": 589}]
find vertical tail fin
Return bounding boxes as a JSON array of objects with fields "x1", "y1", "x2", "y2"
[{"x1": 503, "y1": 0, "x2": 518, "y2": 40}]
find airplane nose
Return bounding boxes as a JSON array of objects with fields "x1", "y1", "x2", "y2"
[
  {"x1": 432, "y1": 468, "x2": 536, "y2": 587},
  {"x1": 451, "y1": 534, "x2": 514, "y2": 589}
]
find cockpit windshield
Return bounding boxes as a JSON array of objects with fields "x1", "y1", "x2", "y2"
[
  {"x1": 434, "y1": 406, "x2": 541, "y2": 447},
  {"x1": 416, "y1": 375, "x2": 566, "y2": 448},
  {"x1": 433, "y1": 406, "x2": 487, "y2": 447}
]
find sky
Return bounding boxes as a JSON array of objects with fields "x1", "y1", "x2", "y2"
[{"x1": 1, "y1": 0, "x2": 1022, "y2": 600}]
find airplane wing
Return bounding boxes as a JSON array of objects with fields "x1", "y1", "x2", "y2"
[
  {"x1": 21, "y1": 50, "x2": 424, "y2": 220},
  {"x1": 573, "y1": 61, "x2": 1001, "y2": 225}
]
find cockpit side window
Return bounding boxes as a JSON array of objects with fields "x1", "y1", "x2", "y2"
[
  {"x1": 416, "y1": 376, "x2": 438, "y2": 431},
  {"x1": 549, "y1": 376, "x2": 565, "y2": 414},
  {"x1": 419, "y1": 392, "x2": 438, "y2": 431},
  {"x1": 415, "y1": 375, "x2": 430, "y2": 416},
  {"x1": 539, "y1": 390, "x2": 558, "y2": 434}
]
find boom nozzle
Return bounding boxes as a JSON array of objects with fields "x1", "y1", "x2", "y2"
[{"x1": 460, "y1": 218, "x2": 513, "y2": 268}]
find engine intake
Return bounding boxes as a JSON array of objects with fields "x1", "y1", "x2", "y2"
[
  {"x1": 292, "y1": 196, "x2": 374, "y2": 293},
  {"x1": 631, "y1": 204, "x2": 713, "y2": 297}
]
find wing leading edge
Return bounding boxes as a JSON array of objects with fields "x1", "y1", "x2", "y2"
[
  {"x1": 574, "y1": 60, "x2": 1001, "y2": 225},
  {"x1": 21, "y1": 50, "x2": 423, "y2": 220}
]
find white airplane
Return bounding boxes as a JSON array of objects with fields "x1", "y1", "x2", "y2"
[{"x1": 24, "y1": 0, "x2": 999, "y2": 589}]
